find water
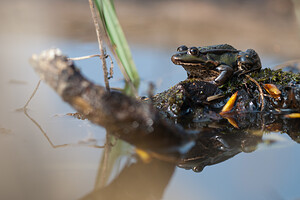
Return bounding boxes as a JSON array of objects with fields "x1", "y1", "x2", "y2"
[{"x1": 0, "y1": 32, "x2": 299, "y2": 200}]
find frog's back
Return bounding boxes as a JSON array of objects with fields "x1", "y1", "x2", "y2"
[
  {"x1": 200, "y1": 44, "x2": 237, "y2": 52},
  {"x1": 202, "y1": 44, "x2": 238, "y2": 67}
]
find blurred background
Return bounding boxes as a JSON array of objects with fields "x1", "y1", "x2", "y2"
[
  {"x1": 1, "y1": 0, "x2": 300, "y2": 200},
  {"x1": 2, "y1": 0, "x2": 300, "y2": 56}
]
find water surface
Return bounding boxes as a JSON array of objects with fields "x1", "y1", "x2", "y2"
[{"x1": 0, "y1": 34, "x2": 299, "y2": 200}]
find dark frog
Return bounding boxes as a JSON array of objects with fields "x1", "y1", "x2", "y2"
[{"x1": 171, "y1": 44, "x2": 262, "y2": 85}]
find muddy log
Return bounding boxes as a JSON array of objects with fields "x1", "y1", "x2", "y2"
[{"x1": 30, "y1": 49, "x2": 189, "y2": 151}]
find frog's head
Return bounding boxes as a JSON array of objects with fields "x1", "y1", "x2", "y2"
[
  {"x1": 237, "y1": 49, "x2": 262, "y2": 74},
  {"x1": 171, "y1": 45, "x2": 207, "y2": 66}
]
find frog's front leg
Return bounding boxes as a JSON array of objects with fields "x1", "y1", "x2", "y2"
[{"x1": 213, "y1": 65, "x2": 234, "y2": 86}]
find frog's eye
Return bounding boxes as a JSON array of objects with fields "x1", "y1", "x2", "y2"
[
  {"x1": 177, "y1": 45, "x2": 188, "y2": 52},
  {"x1": 189, "y1": 47, "x2": 199, "y2": 56}
]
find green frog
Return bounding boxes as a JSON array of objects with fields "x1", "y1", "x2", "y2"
[{"x1": 171, "y1": 44, "x2": 262, "y2": 85}]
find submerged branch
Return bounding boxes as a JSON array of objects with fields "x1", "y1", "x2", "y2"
[{"x1": 30, "y1": 49, "x2": 189, "y2": 151}]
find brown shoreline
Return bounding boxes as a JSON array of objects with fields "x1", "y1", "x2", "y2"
[{"x1": 1, "y1": 0, "x2": 299, "y2": 58}]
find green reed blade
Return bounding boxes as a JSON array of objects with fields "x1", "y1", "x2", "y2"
[{"x1": 94, "y1": 0, "x2": 140, "y2": 88}]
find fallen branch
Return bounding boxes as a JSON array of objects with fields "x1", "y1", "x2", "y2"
[{"x1": 30, "y1": 49, "x2": 189, "y2": 151}]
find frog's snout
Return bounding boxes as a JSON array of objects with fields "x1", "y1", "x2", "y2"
[
  {"x1": 171, "y1": 54, "x2": 181, "y2": 65},
  {"x1": 171, "y1": 52, "x2": 188, "y2": 65}
]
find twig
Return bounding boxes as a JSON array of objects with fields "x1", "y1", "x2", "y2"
[
  {"x1": 69, "y1": 54, "x2": 114, "y2": 79},
  {"x1": 90, "y1": 0, "x2": 139, "y2": 97},
  {"x1": 246, "y1": 75, "x2": 265, "y2": 111},
  {"x1": 207, "y1": 94, "x2": 225, "y2": 102},
  {"x1": 106, "y1": 54, "x2": 114, "y2": 79},
  {"x1": 23, "y1": 79, "x2": 42, "y2": 110},
  {"x1": 68, "y1": 54, "x2": 101, "y2": 61},
  {"x1": 24, "y1": 109, "x2": 68, "y2": 148},
  {"x1": 24, "y1": 108, "x2": 105, "y2": 149},
  {"x1": 147, "y1": 82, "x2": 155, "y2": 99},
  {"x1": 30, "y1": 49, "x2": 187, "y2": 151},
  {"x1": 89, "y1": 0, "x2": 110, "y2": 91}
]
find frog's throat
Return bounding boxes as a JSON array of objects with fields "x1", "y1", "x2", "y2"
[
  {"x1": 172, "y1": 59, "x2": 219, "y2": 67},
  {"x1": 186, "y1": 69, "x2": 219, "y2": 81},
  {"x1": 181, "y1": 64, "x2": 215, "y2": 70}
]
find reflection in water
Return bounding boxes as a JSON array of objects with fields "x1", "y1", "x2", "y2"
[
  {"x1": 178, "y1": 129, "x2": 262, "y2": 173},
  {"x1": 24, "y1": 108, "x2": 105, "y2": 149},
  {"x1": 79, "y1": 111, "x2": 299, "y2": 199},
  {"x1": 83, "y1": 158, "x2": 175, "y2": 200},
  {"x1": 25, "y1": 103, "x2": 299, "y2": 199},
  {"x1": 22, "y1": 81, "x2": 105, "y2": 149},
  {"x1": 176, "y1": 112, "x2": 300, "y2": 172},
  {"x1": 0, "y1": 127, "x2": 12, "y2": 135}
]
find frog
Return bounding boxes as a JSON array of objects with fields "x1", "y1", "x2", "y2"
[{"x1": 171, "y1": 44, "x2": 262, "y2": 86}]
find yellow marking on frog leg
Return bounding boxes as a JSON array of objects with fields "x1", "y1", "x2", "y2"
[
  {"x1": 284, "y1": 113, "x2": 300, "y2": 118},
  {"x1": 263, "y1": 84, "x2": 281, "y2": 99},
  {"x1": 220, "y1": 91, "x2": 238, "y2": 114},
  {"x1": 71, "y1": 97, "x2": 93, "y2": 115}
]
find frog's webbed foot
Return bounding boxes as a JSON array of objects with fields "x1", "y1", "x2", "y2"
[{"x1": 213, "y1": 65, "x2": 233, "y2": 86}]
